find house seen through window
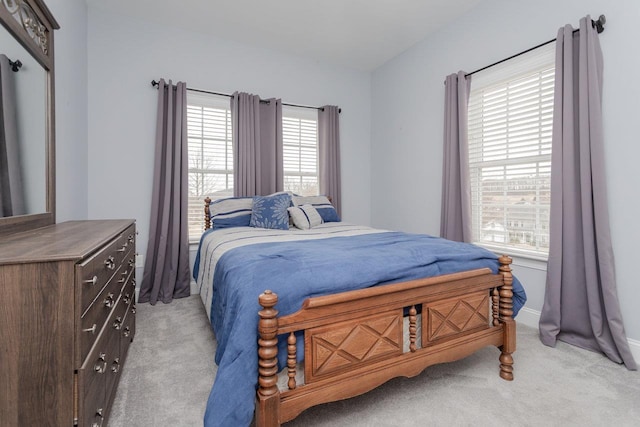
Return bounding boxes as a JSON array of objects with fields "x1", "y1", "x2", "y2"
[{"x1": 467, "y1": 43, "x2": 555, "y2": 258}]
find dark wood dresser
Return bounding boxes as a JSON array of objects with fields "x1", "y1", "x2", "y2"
[{"x1": 0, "y1": 220, "x2": 137, "y2": 426}]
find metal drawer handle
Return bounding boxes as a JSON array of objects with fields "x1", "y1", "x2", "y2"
[
  {"x1": 116, "y1": 243, "x2": 127, "y2": 252},
  {"x1": 131, "y1": 305, "x2": 136, "y2": 315},
  {"x1": 113, "y1": 316, "x2": 123, "y2": 330},
  {"x1": 91, "y1": 408, "x2": 104, "y2": 427},
  {"x1": 123, "y1": 294, "x2": 131, "y2": 305},
  {"x1": 104, "y1": 256, "x2": 115, "y2": 270},
  {"x1": 128, "y1": 258, "x2": 135, "y2": 268},
  {"x1": 123, "y1": 326, "x2": 131, "y2": 338},
  {"x1": 111, "y1": 357, "x2": 121, "y2": 374},
  {"x1": 82, "y1": 324, "x2": 97, "y2": 335},
  {"x1": 103, "y1": 293, "x2": 115, "y2": 308},
  {"x1": 128, "y1": 234, "x2": 134, "y2": 243},
  {"x1": 83, "y1": 275, "x2": 98, "y2": 286},
  {"x1": 94, "y1": 353, "x2": 107, "y2": 374}
]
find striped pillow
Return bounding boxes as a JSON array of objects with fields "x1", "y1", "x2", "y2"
[
  {"x1": 288, "y1": 204, "x2": 323, "y2": 230},
  {"x1": 210, "y1": 197, "x2": 254, "y2": 229},
  {"x1": 291, "y1": 195, "x2": 341, "y2": 223}
]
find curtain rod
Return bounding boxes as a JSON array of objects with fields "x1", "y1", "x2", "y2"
[
  {"x1": 465, "y1": 14, "x2": 606, "y2": 78},
  {"x1": 8, "y1": 58, "x2": 22, "y2": 72},
  {"x1": 150, "y1": 80, "x2": 341, "y2": 113}
]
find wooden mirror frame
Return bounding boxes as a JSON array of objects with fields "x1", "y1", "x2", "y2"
[{"x1": 0, "y1": 0, "x2": 59, "y2": 235}]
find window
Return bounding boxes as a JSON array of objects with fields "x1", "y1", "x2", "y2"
[
  {"x1": 187, "y1": 93, "x2": 233, "y2": 241},
  {"x1": 185, "y1": 99, "x2": 319, "y2": 240},
  {"x1": 467, "y1": 43, "x2": 555, "y2": 258},
  {"x1": 282, "y1": 106, "x2": 319, "y2": 196}
]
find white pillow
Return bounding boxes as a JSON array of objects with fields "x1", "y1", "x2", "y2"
[
  {"x1": 288, "y1": 204, "x2": 323, "y2": 230},
  {"x1": 291, "y1": 195, "x2": 340, "y2": 223}
]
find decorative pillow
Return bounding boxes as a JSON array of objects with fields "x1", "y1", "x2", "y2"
[
  {"x1": 291, "y1": 195, "x2": 341, "y2": 223},
  {"x1": 209, "y1": 197, "x2": 254, "y2": 229},
  {"x1": 288, "y1": 204, "x2": 323, "y2": 230},
  {"x1": 250, "y1": 193, "x2": 292, "y2": 230},
  {"x1": 265, "y1": 191, "x2": 296, "y2": 226}
]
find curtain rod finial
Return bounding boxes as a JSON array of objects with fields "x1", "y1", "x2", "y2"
[
  {"x1": 594, "y1": 14, "x2": 606, "y2": 33},
  {"x1": 151, "y1": 79, "x2": 159, "y2": 88},
  {"x1": 9, "y1": 59, "x2": 22, "y2": 72}
]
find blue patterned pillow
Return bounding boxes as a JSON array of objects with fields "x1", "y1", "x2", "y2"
[{"x1": 250, "y1": 193, "x2": 292, "y2": 230}]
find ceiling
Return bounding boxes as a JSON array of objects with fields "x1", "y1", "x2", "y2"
[{"x1": 86, "y1": 0, "x2": 483, "y2": 71}]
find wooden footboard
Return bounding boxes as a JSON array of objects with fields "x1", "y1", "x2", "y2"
[{"x1": 256, "y1": 256, "x2": 516, "y2": 426}]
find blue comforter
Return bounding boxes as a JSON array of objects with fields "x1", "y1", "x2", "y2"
[{"x1": 194, "y1": 231, "x2": 526, "y2": 427}]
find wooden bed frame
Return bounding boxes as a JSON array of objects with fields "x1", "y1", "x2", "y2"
[{"x1": 203, "y1": 197, "x2": 516, "y2": 426}]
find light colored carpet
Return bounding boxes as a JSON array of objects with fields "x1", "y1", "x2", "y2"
[{"x1": 109, "y1": 295, "x2": 640, "y2": 427}]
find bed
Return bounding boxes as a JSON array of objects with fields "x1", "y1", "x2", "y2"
[{"x1": 194, "y1": 195, "x2": 526, "y2": 427}]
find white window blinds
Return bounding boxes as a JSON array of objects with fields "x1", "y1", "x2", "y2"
[
  {"x1": 186, "y1": 92, "x2": 233, "y2": 241},
  {"x1": 282, "y1": 106, "x2": 318, "y2": 196},
  {"x1": 468, "y1": 43, "x2": 555, "y2": 258}
]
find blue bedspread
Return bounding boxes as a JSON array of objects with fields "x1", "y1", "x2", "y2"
[{"x1": 194, "y1": 231, "x2": 526, "y2": 427}]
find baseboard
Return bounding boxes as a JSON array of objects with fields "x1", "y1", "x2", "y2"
[
  {"x1": 628, "y1": 338, "x2": 640, "y2": 366},
  {"x1": 515, "y1": 307, "x2": 540, "y2": 329},
  {"x1": 516, "y1": 307, "x2": 640, "y2": 364}
]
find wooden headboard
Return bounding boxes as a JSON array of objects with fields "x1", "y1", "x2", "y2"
[{"x1": 204, "y1": 197, "x2": 212, "y2": 230}]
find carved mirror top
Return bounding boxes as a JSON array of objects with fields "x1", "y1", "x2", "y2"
[
  {"x1": 0, "y1": 0, "x2": 58, "y2": 69},
  {"x1": 3, "y1": 0, "x2": 49, "y2": 54}
]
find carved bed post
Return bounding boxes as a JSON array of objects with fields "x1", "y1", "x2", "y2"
[
  {"x1": 256, "y1": 290, "x2": 280, "y2": 427},
  {"x1": 287, "y1": 332, "x2": 297, "y2": 390},
  {"x1": 409, "y1": 305, "x2": 417, "y2": 352},
  {"x1": 204, "y1": 197, "x2": 212, "y2": 230},
  {"x1": 492, "y1": 287, "x2": 500, "y2": 326},
  {"x1": 498, "y1": 255, "x2": 516, "y2": 381}
]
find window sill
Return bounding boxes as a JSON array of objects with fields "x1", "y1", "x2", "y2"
[{"x1": 476, "y1": 243, "x2": 548, "y2": 271}]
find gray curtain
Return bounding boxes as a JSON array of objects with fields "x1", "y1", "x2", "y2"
[
  {"x1": 539, "y1": 18, "x2": 636, "y2": 370},
  {"x1": 230, "y1": 92, "x2": 283, "y2": 197},
  {"x1": 139, "y1": 79, "x2": 191, "y2": 305},
  {"x1": 0, "y1": 54, "x2": 25, "y2": 217},
  {"x1": 318, "y1": 105, "x2": 341, "y2": 216},
  {"x1": 440, "y1": 71, "x2": 472, "y2": 242}
]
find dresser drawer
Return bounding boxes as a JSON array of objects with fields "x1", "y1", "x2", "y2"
[
  {"x1": 109, "y1": 289, "x2": 129, "y2": 337},
  {"x1": 121, "y1": 270, "x2": 135, "y2": 307},
  {"x1": 76, "y1": 232, "x2": 131, "y2": 315},
  {"x1": 79, "y1": 270, "x2": 126, "y2": 362},
  {"x1": 121, "y1": 292, "x2": 136, "y2": 360},
  {"x1": 78, "y1": 327, "x2": 109, "y2": 427},
  {"x1": 104, "y1": 322, "x2": 122, "y2": 409}
]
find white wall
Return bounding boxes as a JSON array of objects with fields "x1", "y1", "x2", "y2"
[
  {"x1": 86, "y1": 7, "x2": 372, "y2": 275},
  {"x1": 371, "y1": 0, "x2": 640, "y2": 343},
  {"x1": 48, "y1": 0, "x2": 89, "y2": 221}
]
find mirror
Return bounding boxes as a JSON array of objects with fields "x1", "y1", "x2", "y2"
[
  {"x1": 0, "y1": 0, "x2": 58, "y2": 235},
  {"x1": 1, "y1": 26, "x2": 46, "y2": 217}
]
